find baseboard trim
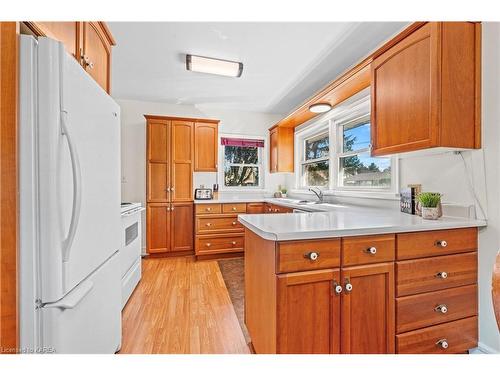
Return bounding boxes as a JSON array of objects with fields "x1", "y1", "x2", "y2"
[{"x1": 470, "y1": 342, "x2": 500, "y2": 354}]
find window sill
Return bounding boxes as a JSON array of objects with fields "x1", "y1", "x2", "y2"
[
  {"x1": 290, "y1": 189, "x2": 400, "y2": 201},
  {"x1": 219, "y1": 188, "x2": 271, "y2": 193}
]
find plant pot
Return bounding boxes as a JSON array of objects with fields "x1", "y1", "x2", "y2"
[
  {"x1": 421, "y1": 207, "x2": 440, "y2": 220},
  {"x1": 281, "y1": 193, "x2": 287, "y2": 198}
]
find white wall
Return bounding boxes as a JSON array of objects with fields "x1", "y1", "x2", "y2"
[{"x1": 117, "y1": 98, "x2": 288, "y2": 249}]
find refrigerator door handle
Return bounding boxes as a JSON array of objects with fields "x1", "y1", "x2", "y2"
[
  {"x1": 61, "y1": 110, "x2": 82, "y2": 262},
  {"x1": 43, "y1": 280, "x2": 94, "y2": 310}
]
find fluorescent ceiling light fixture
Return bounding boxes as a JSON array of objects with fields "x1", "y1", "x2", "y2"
[
  {"x1": 309, "y1": 102, "x2": 332, "y2": 113},
  {"x1": 186, "y1": 54, "x2": 243, "y2": 78}
]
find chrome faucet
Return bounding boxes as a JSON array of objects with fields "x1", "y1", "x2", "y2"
[{"x1": 308, "y1": 187, "x2": 324, "y2": 203}]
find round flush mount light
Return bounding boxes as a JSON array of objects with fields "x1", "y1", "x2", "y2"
[{"x1": 309, "y1": 102, "x2": 332, "y2": 113}]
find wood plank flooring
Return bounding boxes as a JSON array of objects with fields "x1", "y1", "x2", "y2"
[{"x1": 120, "y1": 256, "x2": 250, "y2": 354}]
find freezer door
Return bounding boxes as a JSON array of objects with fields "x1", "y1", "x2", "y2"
[
  {"x1": 36, "y1": 38, "x2": 121, "y2": 302},
  {"x1": 41, "y1": 252, "x2": 121, "y2": 353}
]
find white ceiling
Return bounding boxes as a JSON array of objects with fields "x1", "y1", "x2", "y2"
[{"x1": 109, "y1": 22, "x2": 408, "y2": 114}]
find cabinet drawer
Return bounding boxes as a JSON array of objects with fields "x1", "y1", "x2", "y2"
[
  {"x1": 342, "y1": 234, "x2": 395, "y2": 266},
  {"x1": 397, "y1": 228, "x2": 477, "y2": 260},
  {"x1": 396, "y1": 252, "x2": 477, "y2": 297},
  {"x1": 196, "y1": 216, "x2": 243, "y2": 234},
  {"x1": 396, "y1": 316, "x2": 478, "y2": 354},
  {"x1": 222, "y1": 203, "x2": 247, "y2": 214},
  {"x1": 277, "y1": 239, "x2": 341, "y2": 273},
  {"x1": 196, "y1": 235, "x2": 244, "y2": 255},
  {"x1": 195, "y1": 203, "x2": 222, "y2": 215},
  {"x1": 396, "y1": 284, "x2": 477, "y2": 333},
  {"x1": 246, "y1": 202, "x2": 265, "y2": 214}
]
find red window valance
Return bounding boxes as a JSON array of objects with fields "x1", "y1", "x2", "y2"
[{"x1": 221, "y1": 137, "x2": 264, "y2": 148}]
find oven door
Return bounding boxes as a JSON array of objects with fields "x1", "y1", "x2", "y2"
[{"x1": 120, "y1": 209, "x2": 143, "y2": 278}]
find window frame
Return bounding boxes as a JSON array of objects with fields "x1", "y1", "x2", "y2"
[
  {"x1": 294, "y1": 90, "x2": 399, "y2": 199},
  {"x1": 299, "y1": 130, "x2": 330, "y2": 188},
  {"x1": 218, "y1": 133, "x2": 266, "y2": 191}
]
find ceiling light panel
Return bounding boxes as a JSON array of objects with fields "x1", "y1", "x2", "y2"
[{"x1": 186, "y1": 54, "x2": 243, "y2": 78}]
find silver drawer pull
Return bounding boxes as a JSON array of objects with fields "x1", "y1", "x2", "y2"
[
  {"x1": 304, "y1": 251, "x2": 319, "y2": 261},
  {"x1": 434, "y1": 304, "x2": 448, "y2": 314},
  {"x1": 232, "y1": 221, "x2": 237, "y2": 225},
  {"x1": 206, "y1": 243, "x2": 211, "y2": 247},
  {"x1": 231, "y1": 241, "x2": 236, "y2": 245},
  {"x1": 436, "y1": 339, "x2": 449, "y2": 349},
  {"x1": 366, "y1": 246, "x2": 377, "y2": 255},
  {"x1": 436, "y1": 240, "x2": 448, "y2": 248},
  {"x1": 436, "y1": 271, "x2": 448, "y2": 279},
  {"x1": 344, "y1": 278, "x2": 353, "y2": 293},
  {"x1": 205, "y1": 223, "x2": 212, "y2": 227}
]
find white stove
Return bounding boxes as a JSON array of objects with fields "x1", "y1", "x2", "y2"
[{"x1": 120, "y1": 202, "x2": 144, "y2": 309}]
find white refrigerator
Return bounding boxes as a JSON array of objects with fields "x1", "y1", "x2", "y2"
[{"x1": 19, "y1": 36, "x2": 122, "y2": 354}]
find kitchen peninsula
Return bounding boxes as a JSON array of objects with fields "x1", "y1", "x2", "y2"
[{"x1": 238, "y1": 206, "x2": 486, "y2": 354}]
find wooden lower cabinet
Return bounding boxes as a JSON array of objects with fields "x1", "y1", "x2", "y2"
[
  {"x1": 277, "y1": 269, "x2": 341, "y2": 354},
  {"x1": 341, "y1": 263, "x2": 395, "y2": 353},
  {"x1": 244, "y1": 227, "x2": 479, "y2": 354},
  {"x1": 146, "y1": 202, "x2": 193, "y2": 254}
]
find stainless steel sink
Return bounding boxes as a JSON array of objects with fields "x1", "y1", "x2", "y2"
[{"x1": 296, "y1": 200, "x2": 321, "y2": 205}]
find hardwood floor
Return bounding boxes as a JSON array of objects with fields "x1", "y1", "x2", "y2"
[{"x1": 120, "y1": 256, "x2": 250, "y2": 354}]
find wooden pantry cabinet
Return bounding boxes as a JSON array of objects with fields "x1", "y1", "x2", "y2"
[
  {"x1": 146, "y1": 115, "x2": 201, "y2": 254},
  {"x1": 371, "y1": 22, "x2": 481, "y2": 156},
  {"x1": 245, "y1": 227, "x2": 478, "y2": 354},
  {"x1": 23, "y1": 21, "x2": 115, "y2": 93}
]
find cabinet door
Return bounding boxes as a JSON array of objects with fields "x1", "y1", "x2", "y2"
[
  {"x1": 26, "y1": 22, "x2": 80, "y2": 58},
  {"x1": 371, "y1": 23, "x2": 440, "y2": 156},
  {"x1": 170, "y1": 202, "x2": 194, "y2": 252},
  {"x1": 147, "y1": 120, "x2": 170, "y2": 202},
  {"x1": 277, "y1": 269, "x2": 341, "y2": 354},
  {"x1": 269, "y1": 128, "x2": 278, "y2": 173},
  {"x1": 82, "y1": 22, "x2": 111, "y2": 92},
  {"x1": 171, "y1": 121, "x2": 193, "y2": 202},
  {"x1": 341, "y1": 262, "x2": 395, "y2": 353},
  {"x1": 194, "y1": 122, "x2": 218, "y2": 171},
  {"x1": 147, "y1": 204, "x2": 170, "y2": 253}
]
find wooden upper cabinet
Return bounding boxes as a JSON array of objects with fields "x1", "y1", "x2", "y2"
[
  {"x1": 341, "y1": 263, "x2": 395, "y2": 354},
  {"x1": 82, "y1": 22, "x2": 114, "y2": 93},
  {"x1": 24, "y1": 22, "x2": 80, "y2": 58},
  {"x1": 277, "y1": 269, "x2": 341, "y2": 354},
  {"x1": 23, "y1": 21, "x2": 115, "y2": 93},
  {"x1": 194, "y1": 121, "x2": 219, "y2": 172},
  {"x1": 371, "y1": 22, "x2": 481, "y2": 156},
  {"x1": 171, "y1": 120, "x2": 194, "y2": 202},
  {"x1": 269, "y1": 126, "x2": 294, "y2": 173}
]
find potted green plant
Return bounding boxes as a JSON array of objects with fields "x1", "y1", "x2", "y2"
[
  {"x1": 281, "y1": 187, "x2": 288, "y2": 198},
  {"x1": 417, "y1": 192, "x2": 442, "y2": 220}
]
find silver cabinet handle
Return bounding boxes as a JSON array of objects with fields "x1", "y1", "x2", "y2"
[
  {"x1": 344, "y1": 277, "x2": 353, "y2": 293},
  {"x1": 171, "y1": 207, "x2": 174, "y2": 211},
  {"x1": 436, "y1": 240, "x2": 448, "y2": 248},
  {"x1": 205, "y1": 223, "x2": 212, "y2": 227},
  {"x1": 232, "y1": 221, "x2": 237, "y2": 225},
  {"x1": 206, "y1": 243, "x2": 211, "y2": 247},
  {"x1": 231, "y1": 241, "x2": 236, "y2": 245},
  {"x1": 166, "y1": 207, "x2": 170, "y2": 211},
  {"x1": 304, "y1": 251, "x2": 319, "y2": 261},
  {"x1": 366, "y1": 246, "x2": 377, "y2": 255},
  {"x1": 435, "y1": 304, "x2": 448, "y2": 314},
  {"x1": 436, "y1": 339, "x2": 449, "y2": 349},
  {"x1": 436, "y1": 271, "x2": 448, "y2": 279},
  {"x1": 171, "y1": 187, "x2": 175, "y2": 191},
  {"x1": 333, "y1": 281, "x2": 343, "y2": 295}
]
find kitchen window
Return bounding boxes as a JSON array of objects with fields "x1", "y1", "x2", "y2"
[
  {"x1": 300, "y1": 132, "x2": 330, "y2": 187},
  {"x1": 296, "y1": 92, "x2": 396, "y2": 196},
  {"x1": 221, "y1": 137, "x2": 264, "y2": 189}
]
